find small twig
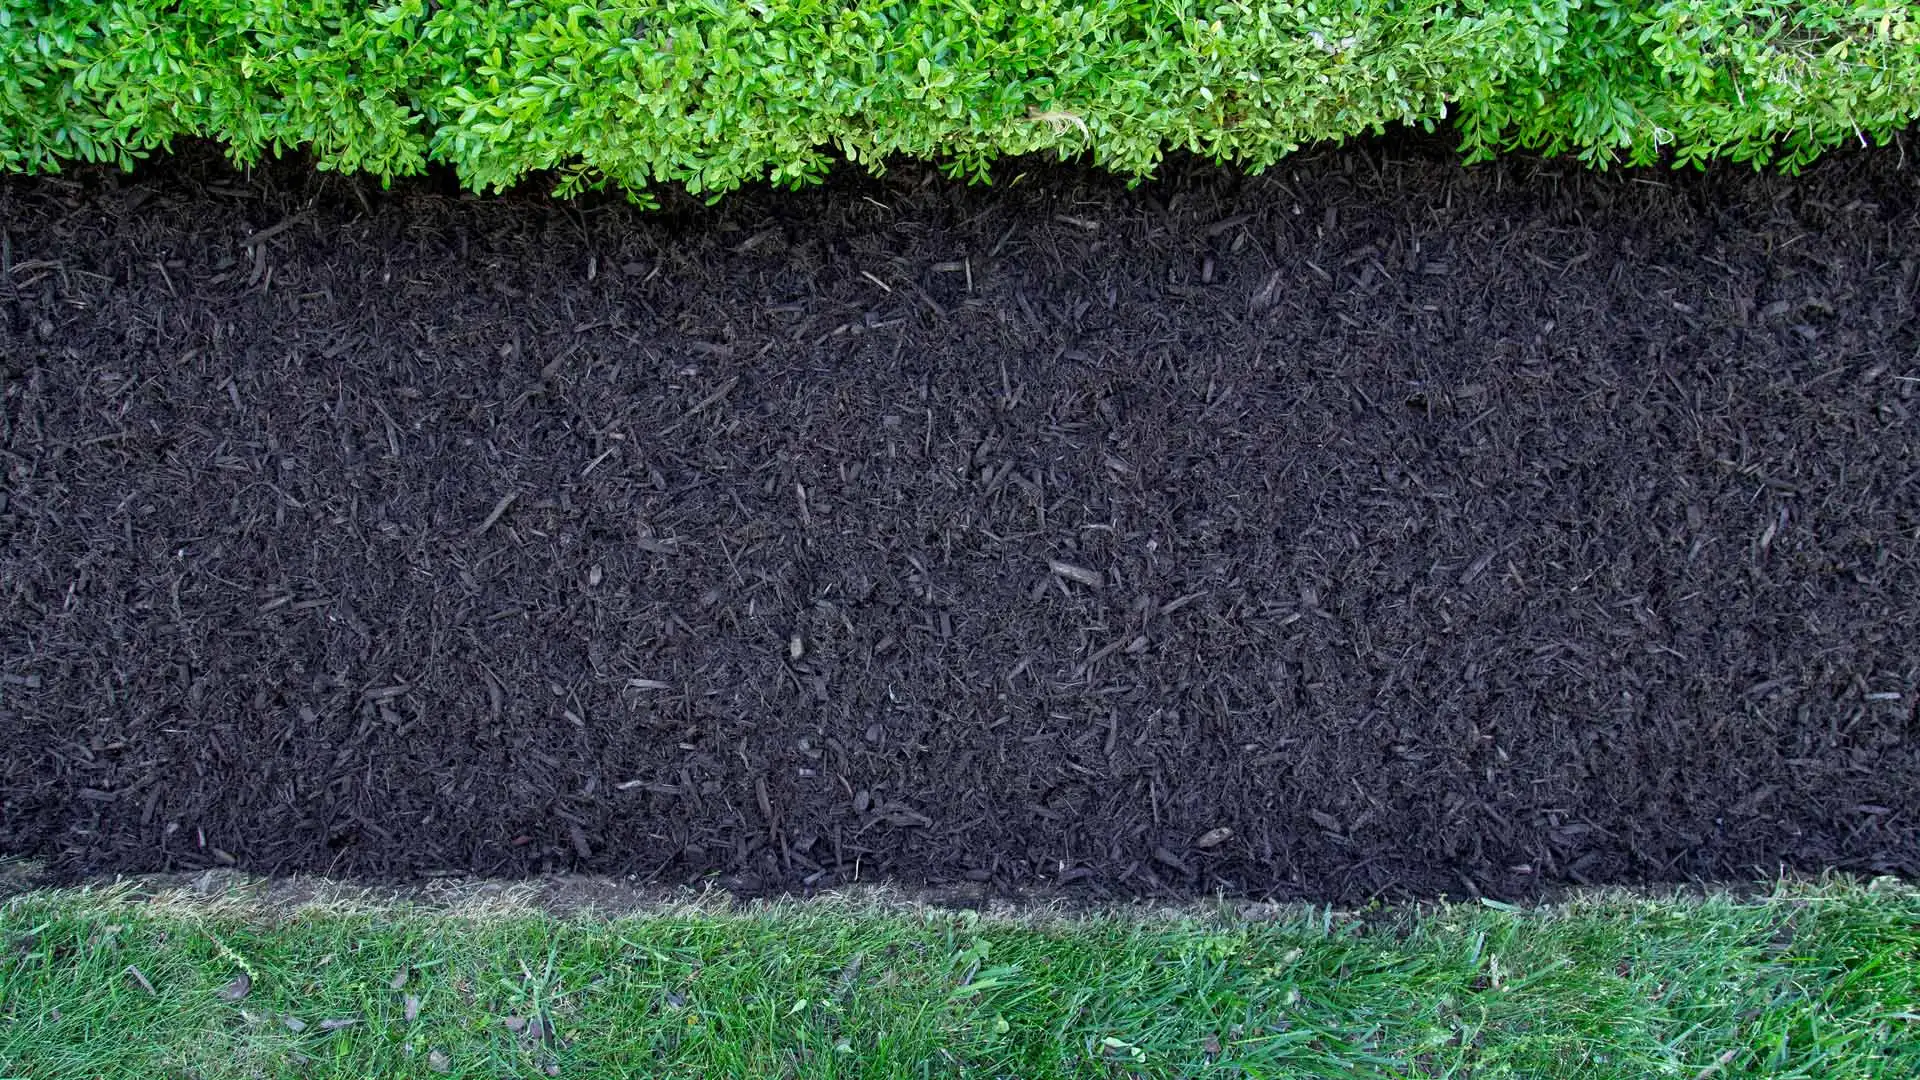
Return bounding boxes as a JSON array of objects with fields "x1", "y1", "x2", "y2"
[
  {"x1": 472, "y1": 491, "x2": 519, "y2": 537},
  {"x1": 239, "y1": 214, "x2": 308, "y2": 249},
  {"x1": 656, "y1": 376, "x2": 739, "y2": 438}
]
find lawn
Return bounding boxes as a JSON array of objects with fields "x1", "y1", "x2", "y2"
[{"x1": 3, "y1": 875, "x2": 1915, "y2": 1078}]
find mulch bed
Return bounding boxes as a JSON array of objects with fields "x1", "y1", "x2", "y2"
[{"x1": 3, "y1": 138, "x2": 1917, "y2": 902}]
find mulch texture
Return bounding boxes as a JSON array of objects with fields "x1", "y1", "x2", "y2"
[{"x1": 3, "y1": 140, "x2": 1917, "y2": 902}]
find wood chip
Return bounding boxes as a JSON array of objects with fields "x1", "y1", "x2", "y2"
[
  {"x1": 239, "y1": 214, "x2": 307, "y2": 249},
  {"x1": 1693, "y1": 1049, "x2": 1739, "y2": 1080},
  {"x1": 1459, "y1": 551, "x2": 1496, "y2": 586},
  {"x1": 656, "y1": 376, "x2": 739, "y2": 437},
  {"x1": 1206, "y1": 214, "x2": 1251, "y2": 237},
  {"x1": 1157, "y1": 591, "x2": 1208, "y2": 617},
  {"x1": 123, "y1": 965, "x2": 156, "y2": 995},
  {"x1": 1194, "y1": 826, "x2": 1234, "y2": 849},
  {"x1": 218, "y1": 972, "x2": 252, "y2": 1001},
  {"x1": 1048, "y1": 560, "x2": 1104, "y2": 589},
  {"x1": 472, "y1": 490, "x2": 519, "y2": 536}
]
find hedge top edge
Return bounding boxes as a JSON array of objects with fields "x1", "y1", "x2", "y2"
[{"x1": 2, "y1": 1, "x2": 1915, "y2": 198}]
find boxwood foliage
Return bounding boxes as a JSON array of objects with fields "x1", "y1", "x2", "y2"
[
  {"x1": 1463, "y1": 1, "x2": 1920, "y2": 168},
  {"x1": 1, "y1": 1, "x2": 1915, "y2": 199}
]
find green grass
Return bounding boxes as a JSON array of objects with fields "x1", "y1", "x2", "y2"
[{"x1": 2, "y1": 876, "x2": 1916, "y2": 1078}]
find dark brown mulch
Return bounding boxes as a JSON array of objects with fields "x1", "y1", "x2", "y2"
[{"x1": 2, "y1": 138, "x2": 1917, "y2": 903}]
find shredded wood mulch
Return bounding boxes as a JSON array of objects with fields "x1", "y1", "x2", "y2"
[{"x1": 3, "y1": 139, "x2": 1917, "y2": 901}]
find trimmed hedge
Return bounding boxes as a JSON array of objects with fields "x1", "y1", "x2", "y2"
[
  {"x1": 1464, "y1": 1, "x2": 1920, "y2": 168},
  {"x1": 1, "y1": 1, "x2": 1915, "y2": 198}
]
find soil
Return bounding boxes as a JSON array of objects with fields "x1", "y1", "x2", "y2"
[{"x1": 3, "y1": 138, "x2": 1917, "y2": 902}]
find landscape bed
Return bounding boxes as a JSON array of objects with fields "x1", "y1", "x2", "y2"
[
  {"x1": 2, "y1": 874, "x2": 1917, "y2": 1077},
  {"x1": 2, "y1": 137, "x2": 1916, "y2": 901},
  {"x1": 8, "y1": 5, "x2": 1920, "y2": 1074}
]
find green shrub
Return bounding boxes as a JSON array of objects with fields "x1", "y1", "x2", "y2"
[
  {"x1": 2, "y1": 1, "x2": 1915, "y2": 199},
  {"x1": 1459, "y1": 1, "x2": 1920, "y2": 168}
]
